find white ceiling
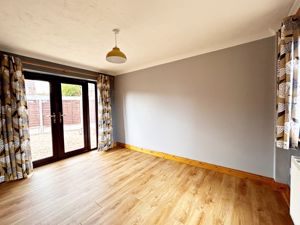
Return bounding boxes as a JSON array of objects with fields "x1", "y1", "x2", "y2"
[{"x1": 0, "y1": 0, "x2": 296, "y2": 75}]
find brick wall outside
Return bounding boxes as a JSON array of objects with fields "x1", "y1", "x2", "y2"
[
  {"x1": 42, "y1": 101, "x2": 51, "y2": 126},
  {"x1": 27, "y1": 101, "x2": 40, "y2": 127},
  {"x1": 62, "y1": 100, "x2": 81, "y2": 124},
  {"x1": 27, "y1": 98, "x2": 81, "y2": 128}
]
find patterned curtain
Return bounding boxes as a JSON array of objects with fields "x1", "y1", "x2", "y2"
[
  {"x1": 276, "y1": 16, "x2": 300, "y2": 149},
  {"x1": 0, "y1": 54, "x2": 33, "y2": 183},
  {"x1": 97, "y1": 74, "x2": 113, "y2": 151}
]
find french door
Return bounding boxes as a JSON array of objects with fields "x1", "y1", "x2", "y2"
[{"x1": 24, "y1": 72, "x2": 98, "y2": 167}]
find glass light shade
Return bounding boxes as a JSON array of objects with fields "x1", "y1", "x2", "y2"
[{"x1": 106, "y1": 47, "x2": 127, "y2": 64}]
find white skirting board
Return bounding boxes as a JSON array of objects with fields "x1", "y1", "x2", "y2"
[{"x1": 290, "y1": 156, "x2": 300, "y2": 225}]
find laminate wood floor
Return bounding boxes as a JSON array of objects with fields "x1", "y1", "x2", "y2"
[{"x1": 0, "y1": 148, "x2": 293, "y2": 225}]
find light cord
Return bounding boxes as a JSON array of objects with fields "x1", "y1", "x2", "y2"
[{"x1": 114, "y1": 31, "x2": 117, "y2": 47}]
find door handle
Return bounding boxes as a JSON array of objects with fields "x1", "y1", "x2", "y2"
[
  {"x1": 48, "y1": 113, "x2": 56, "y2": 124},
  {"x1": 59, "y1": 112, "x2": 66, "y2": 123}
]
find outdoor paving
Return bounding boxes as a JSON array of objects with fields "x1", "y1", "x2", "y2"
[{"x1": 30, "y1": 129, "x2": 96, "y2": 161}]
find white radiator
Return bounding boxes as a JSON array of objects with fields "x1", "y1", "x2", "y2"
[{"x1": 291, "y1": 156, "x2": 300, "y2": 225}]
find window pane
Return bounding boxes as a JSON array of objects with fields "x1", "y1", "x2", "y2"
[
  {"x1": 25, "y1": 79, "x2": 53, "y2": 161},
  {"x1": 61, "y1": 83, "x2": 84, "y2": 152},
  {"x1": 88, "y1": 83, "x2": 97, "y2": 149}
]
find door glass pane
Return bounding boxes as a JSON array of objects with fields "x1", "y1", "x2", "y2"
[
  {"x1": 61, "y1": 83, "x2": 84, "y2": 152},
  {"x1": 88, "y1": 83, "x2": 97, "y2": 149},
  {"x1": 25, "y1": 80, "x2": 53, "y2": 161}
]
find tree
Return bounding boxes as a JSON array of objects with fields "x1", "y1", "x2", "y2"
[{"x1": 61, "y1": 84, "x2": 81, "y2": 96}]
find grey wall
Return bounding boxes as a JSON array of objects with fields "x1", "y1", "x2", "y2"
[
  {"x1": 275, "y1": 148, "x2": 300, "y2": 184},
  {"x1": 114, "y1": 37, "x2": 276, "y2": 177}
]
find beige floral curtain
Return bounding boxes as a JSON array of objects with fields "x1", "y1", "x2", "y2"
[
  {"x1": 0, "y1": 54, "x2": 33, "y2": 183},
  {"x1": 276, "y1": 16, "x2": 300, "y2": 149},
  {"x1": 97, "y1": 74, "x2": 113, "y2": 151}
]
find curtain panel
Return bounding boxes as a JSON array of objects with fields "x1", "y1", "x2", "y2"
[
  {"x1": 97, "y1": 74, "x2": 113, "y2": 151},
  {"x1": 0, "y1": 54, "x2": 33, "y2": 183},
  {"x1": 276, "y1": 16, "x2": 300, "y2": 149}
]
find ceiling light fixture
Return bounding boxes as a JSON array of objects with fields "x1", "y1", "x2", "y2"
[{"x1": 106, "y1": 29, "x2": 127, "y2": 64}]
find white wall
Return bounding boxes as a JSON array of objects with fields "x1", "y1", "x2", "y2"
[{"x1": 114, "y1": 37, "x2": 275, "y2": 177}]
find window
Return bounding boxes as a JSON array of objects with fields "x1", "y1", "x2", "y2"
[{"x1": 24, "y1": 72, "x2": 98, "y2": 166}]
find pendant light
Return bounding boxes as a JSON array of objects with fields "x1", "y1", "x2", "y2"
[{"x1": 106, "y1": 29, "x2": 127, "y2": 64}]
